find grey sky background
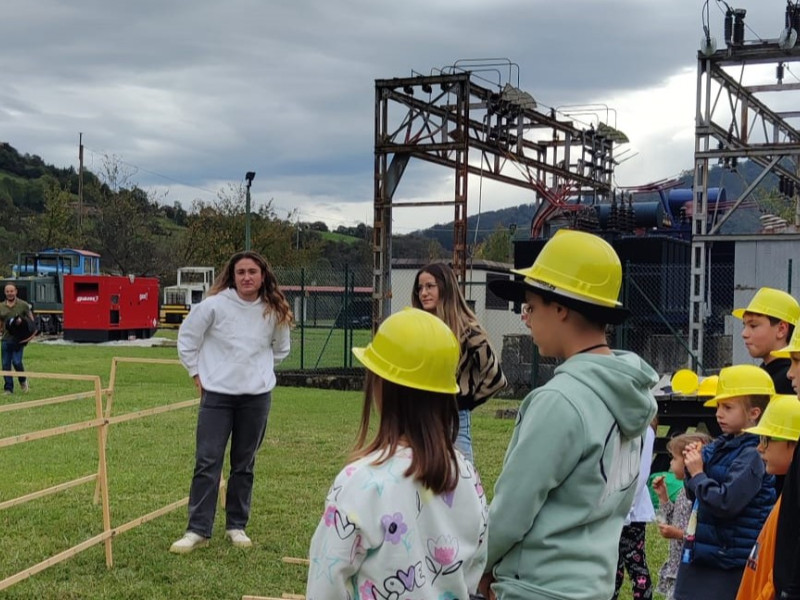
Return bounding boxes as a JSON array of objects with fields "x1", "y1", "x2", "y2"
[{"x1": 1, "y1": 0, "x2": 790, "y2": 232}]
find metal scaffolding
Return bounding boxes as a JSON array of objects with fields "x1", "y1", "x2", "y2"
[
  {"x1": 373, "y1": 68, "x2": 619, "y2": 328},
  {"x1": 691, "y1": 23, "x2": 800, "y2": 369}
]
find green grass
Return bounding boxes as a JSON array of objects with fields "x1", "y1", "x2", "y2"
[
  {"x1": 158, "y1": 326, "x2": 371, "y2": 370},
  {"x1": 285, "y1": 326, "x2": 372, "y2": 370},
  {"x1": 0, "y1": 341, "x2": 668, "y2": 599},
  {"x1": 319, "y1": 231, "x2": 363, "y2": 244}
]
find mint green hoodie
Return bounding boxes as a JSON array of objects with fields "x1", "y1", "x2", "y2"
[{"x1": 486, "y1": 350, "x2": 658, "y2": 600}]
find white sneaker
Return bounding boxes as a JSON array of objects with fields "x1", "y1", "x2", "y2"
[
  {"x1": 20, "y1": 381, "x2": 29, "y2": 393},
  {"x1": 225, "y1": 529, "x2": 252, "y2": 548},
  {"x1": 169, "y1": 532, "x2": 209, "y2": 554}
]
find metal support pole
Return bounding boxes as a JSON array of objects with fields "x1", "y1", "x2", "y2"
[{"x1": 244, "y1": 172, "x2": 255, "y2": 251}]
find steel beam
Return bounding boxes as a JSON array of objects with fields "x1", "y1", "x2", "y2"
[
  {"x1": 373, "y1": 71, "x2": 619, "y2": 328},
  {"x1": 691, "y1": 34, "x2": 800, "y2": 368}
]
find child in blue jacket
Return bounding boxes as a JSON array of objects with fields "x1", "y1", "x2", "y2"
[{"x1": 672, "y1": 364, "x2": 777, "y2": 600}]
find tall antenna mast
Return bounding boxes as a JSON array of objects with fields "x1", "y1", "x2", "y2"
[{"x1": 78, "y1": 132, "x2": 84, "y2": 234}]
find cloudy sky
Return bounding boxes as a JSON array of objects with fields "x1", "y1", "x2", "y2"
[{"x1": 1, "y1": 0, "x2": 791, "y2": 234}]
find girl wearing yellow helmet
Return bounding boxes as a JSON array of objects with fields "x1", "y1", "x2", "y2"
[{"x1": 306, "y1": 308, "x2": 488, "y2": 599}]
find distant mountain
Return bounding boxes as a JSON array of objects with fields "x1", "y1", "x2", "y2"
[
  {"x1": 413, "y1": 161, "x2": 781, "y2": 250},
  {"x1": 412, "y1": 204, "x2": 536, "y2": 251}
]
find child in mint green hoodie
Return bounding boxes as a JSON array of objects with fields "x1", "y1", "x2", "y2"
[{"x1": 484, "y1": 230, "x2": 658, "y2": 600}]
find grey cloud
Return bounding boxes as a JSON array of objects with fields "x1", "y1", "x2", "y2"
[{"x1": 1, "y1": 0, "x2": 790, "y2": 226}]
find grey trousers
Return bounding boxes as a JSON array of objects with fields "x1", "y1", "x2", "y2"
[{"x1": 186, "y1": 389, "x2": 272, "y2": 538}]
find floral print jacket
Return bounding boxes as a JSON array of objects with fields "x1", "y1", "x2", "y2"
[{"x1": 306, "y1": 447, "x2": 488, "y2": 600}]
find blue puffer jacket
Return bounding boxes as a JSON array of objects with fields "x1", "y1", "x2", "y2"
[{"x1": 685, "y1": 433, "x2": 776, "y2": 570}]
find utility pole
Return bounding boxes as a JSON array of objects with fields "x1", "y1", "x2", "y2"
[
  {"x1": 244, "y1": 171, "x2": 255, "y2": 251},
  {"x1": 78, "y1": 133, "x2": 84, "y2": 234}
]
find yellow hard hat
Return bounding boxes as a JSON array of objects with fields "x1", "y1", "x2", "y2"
[
  {"x1": 772, "y1": 323, "x2": 800, "y2": 359},
  {"x1": 488, "y1": 229, "x2": 629, "y2": 324},
  {"x1": 745, "y1": 394, "x2": 800, "y2": 441},
  {"x1": 697, "y1": 375, "x2": 719, "y2": 398},
  {"x1": 671, "y1": 369, "x2": 699, "y2": 395},
  {"x1": 670, "y1": 370, "x2": 718, "y2": 397},
  {"x1": 352, "y1": 307, "x2": 459, "y2": 394},
  {"x1": 703, "y1": 364, "x2": 776, "y2": 407},
  {"x1": 732, "y1": 287, "x2": 800, "y2": 324}
]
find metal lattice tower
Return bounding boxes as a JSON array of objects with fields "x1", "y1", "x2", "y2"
[
  {"x1": 373, "y1": 66, "x2": 620, "y2": 328},
  {"x1": 691, "y1": 12, "x2": 800, "y2": 369}
]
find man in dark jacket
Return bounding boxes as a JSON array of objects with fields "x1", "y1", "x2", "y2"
[{"x1": 0, "y1": 284, "x2": 35, "y2": 394}]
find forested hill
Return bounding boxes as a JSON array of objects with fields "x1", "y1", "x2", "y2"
[
  {"x1": 0, "y1": 141, "x2": 786, "y2": 278},
  {"x1": 0, "y1": 143, "x2": 434, "y2": 284},
  {"x1": 413, "y1": 204, "x2": 535, "y2": 252}
]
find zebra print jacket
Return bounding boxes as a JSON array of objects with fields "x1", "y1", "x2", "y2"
[{"x1": 456, "y1": 325, "x2": 507, "y2": 411}]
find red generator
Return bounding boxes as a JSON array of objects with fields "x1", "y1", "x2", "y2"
[{"x1": 62, "y1": 275, "x2": 160, "y2": 342}]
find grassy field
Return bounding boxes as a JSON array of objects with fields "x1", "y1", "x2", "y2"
[
  {"x1": 0, "y1": 338, "x2": 668, "y2": 599},
  {"x1": 284, "y1": 326, "x2": 372, "y2": 370}
]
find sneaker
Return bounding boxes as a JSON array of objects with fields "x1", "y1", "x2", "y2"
[
  {"x1": 3, "y1": 390, "x2": 11, "y2": 395},
  {"x1": 225, "y1": 529, "x2": 252, "y2": 548},
  {"x1": 20, "y1": 381, "x2": 29, "y2": 393},
  {"x1": 169, "y1": 532, "x2": 209, "y2": 554}
]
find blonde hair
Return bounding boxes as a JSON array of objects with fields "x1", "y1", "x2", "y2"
[{"x1": 666, "y1": 431, "x2": 713, "y2": 456}]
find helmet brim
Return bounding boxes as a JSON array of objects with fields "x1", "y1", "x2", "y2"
[
  {"x1": 489, "y1": 278, "x2": 630, "y2": 325},
  {"x1": 771, "y1": 342, "x2": 799, "y2": 358}
]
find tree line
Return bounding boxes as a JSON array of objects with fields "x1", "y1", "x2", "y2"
[{"x1": 1, "y1": 144, "x2": 525, "y2": 286}]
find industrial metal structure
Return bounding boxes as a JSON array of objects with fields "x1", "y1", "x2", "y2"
[
  {"x1": 691, "y1": 4, "x2": 800, "y2": 368},
  {"x1": 372, "y1": 60, "x2": 624, "y2": 327}
]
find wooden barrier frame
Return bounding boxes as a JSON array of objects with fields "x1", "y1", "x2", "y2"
[{"x1": 0, "y1": 358, "x2": 201, "y2": 592}]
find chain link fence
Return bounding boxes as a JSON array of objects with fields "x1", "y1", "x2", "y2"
[
  {"x1": 273, "y1": 265, "x2": 373, "y2": 379},
  {"x1": 273, "y1": 257, "x2": 795, "y2": 397},
  {"x1": 617, "y1": 262, "x2": 735, "y2": 376}
]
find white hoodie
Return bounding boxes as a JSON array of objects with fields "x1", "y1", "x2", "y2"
[{"x1": 177, "y1": 288, "x2": 290, "y2": 395}]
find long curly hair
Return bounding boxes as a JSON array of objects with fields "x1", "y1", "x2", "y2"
[{"x1": 209, "y1": 251, "x2": 293, "y2": 325}]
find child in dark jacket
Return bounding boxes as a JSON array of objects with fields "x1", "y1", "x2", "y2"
[{"x1": 672, "y1": 364, "x2": 777, "y2": 600}]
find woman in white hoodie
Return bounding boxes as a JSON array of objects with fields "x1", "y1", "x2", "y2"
[{"x1": 170, "y1": 251, "x2": 293, "y2": 554}]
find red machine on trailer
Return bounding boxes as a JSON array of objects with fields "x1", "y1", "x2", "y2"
[{"x1": 62, "y1": 274, "x2": 160, "y2": 342}]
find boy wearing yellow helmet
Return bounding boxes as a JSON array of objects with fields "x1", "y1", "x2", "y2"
[
  {"x1": 673, "y1": 364, "x2": 777, "y2": 600},
  {"x1": 769, "y1": 328, "x2": 800, "y2": 600},
  {"x1": 735, "y1": 394, "x2": 800, "y2": 600},
  {"x1": 733, "y1": 287, "x2": 799, "y2": 394},
  {"x1": 482, "y1": 229, "x2": 658, "y2": 600}
]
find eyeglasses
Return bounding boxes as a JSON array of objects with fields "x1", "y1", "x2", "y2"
[
  {"x1": 416, "y1": 283, "x2": 437, "y2": 294},
  {"x1": 759, "y1": 435, "x2": 780, "y2": 448}
]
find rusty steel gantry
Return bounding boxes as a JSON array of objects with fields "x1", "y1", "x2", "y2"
[
  {"x1": 372, "y1": 68, "x2": 620, "y2": 328},
  {"x1": 691, "y1": 8, "x2": 800, "y2": 369}
]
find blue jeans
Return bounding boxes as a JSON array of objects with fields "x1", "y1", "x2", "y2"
[
  {"x1": 186, "y1": 390, "x2": 272, "y2": 538},
  {"x1": 454, "y1": 408, "x2": 473, "y2": 463},
  {"x1": 2, "y1": 339, "x2": 27, "y2": 392}
]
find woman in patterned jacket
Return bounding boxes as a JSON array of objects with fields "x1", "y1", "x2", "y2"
[{"x1": 412, "y1": 262, "x2": 507, "y2": 462}]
